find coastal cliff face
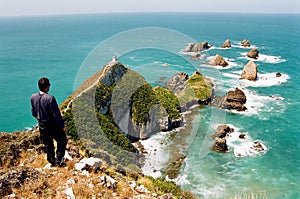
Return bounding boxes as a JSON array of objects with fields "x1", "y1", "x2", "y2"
[
  {"x1": 93, "y1": 62, "x2": 212, "y2": 141},
  {"x1": 61, "y1": 61, "x2": 212, "y2": 169}
]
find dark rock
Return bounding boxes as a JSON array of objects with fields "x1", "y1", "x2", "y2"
[
  {"x1": 239, "y1": 133, "x2": 247, "y2": 139},
  {"x1": 241, "y1": 61, "x2": 258, "y2": 81},
  {"x1": 212, "y1": 125, "x2": 234, "y2": 139},
  {"x1": 211, "y1": 138, "x2": 229, "y2": 152},
  {"x1": 252, "y1": 141, "x2": 266, "y2": 151},
  {"x1": 221, "y1": 39, "x2": 231, "y2": 48},
  {"x1": 210, "y1": 54, "x2": 228, "y2": 67},
  {"x1": 0, "y1": 179, "x2": 12, "y2": 198},
  {"x1": 241, "y1": 39, "x2": 251, "y2": 47},
  {"x1": 220, "y1": 88, "x2": 247, "y2": 111},
  {"x1": 276, "y1": 72, "x2": 282, "y2": 77},
  {"x1": 246, "y1": 48, "x2": 259, "y2": 59}
]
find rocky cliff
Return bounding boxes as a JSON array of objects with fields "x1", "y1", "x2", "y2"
[{"x1": 62, "y1": 61, "x2": 213, "y2": 169}]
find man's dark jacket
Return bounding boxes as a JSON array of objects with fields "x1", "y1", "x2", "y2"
[{"x1": 30, "y1": 93, "x2": 64, "y2": 129}]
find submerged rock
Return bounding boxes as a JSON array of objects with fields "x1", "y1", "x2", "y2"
[
  {"x1": 210, "y1": 54, "x2": 228, "y2": 67},
  {"x1": 241, "y1": 61, "x2": 258, "y2": 81},
  {"x1": 246, "y1": 48, "x2": 259, "y2": 59}
]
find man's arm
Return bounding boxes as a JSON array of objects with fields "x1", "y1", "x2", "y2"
[
  {"x1": 49, "y1": 96, "x2": 65, "y2": 130},
  {"x1": 30, "y1": 94, "x2": 38, "y2": 119}
]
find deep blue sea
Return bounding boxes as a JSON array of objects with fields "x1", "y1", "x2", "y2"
[{"x1": 0, "y1": 13, "x2": 299, "y2": 198}]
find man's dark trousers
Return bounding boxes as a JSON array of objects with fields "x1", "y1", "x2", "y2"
[{"x1": 39, "y1": 122, "x2": 67, "y2": 165}]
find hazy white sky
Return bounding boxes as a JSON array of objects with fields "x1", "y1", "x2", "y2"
[{"x1": 0, "y1": 0, "x2": 300, "y2": 16}]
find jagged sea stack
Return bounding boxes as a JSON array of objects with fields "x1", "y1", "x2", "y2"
[
  {"x1": 241, "y1": 39, "x2": 251, "y2": 47},
  {"x1": 210, "y1": 54, "x2": 228, "y2": 67},
  {"x1": 221, "y1": 39, "x2": 231, "y2": 48},
  {"x1": 246, "y1": 48, "x2": 259, "y2": 59},
  {"x1": 241, "y1": 61, "x2": 258, "y2": 81},
  {"x1": 219, "y1": 88, "x2": 247, "y2": 111}
]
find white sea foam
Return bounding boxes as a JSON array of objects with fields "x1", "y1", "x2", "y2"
[
  {"x1": 231, "y1": 44, "x2": 257, "y2": 49},
  {"x1": 139, "y1": 131, "x2": 173, "y2": 178},
  {"x1": 222, "y1": 71, "x2": 289, "y2": 87},
  {"x1": 129, "y1": 56, "x2": 145, "y2": 62},
  {"x1": 224, "y1": 124, "x2": 268, "y2": 157},
  {"x1": 209, "y1": 46, "x2": 231, "y2": 50},
  {"x1": 222, "y1": 88, "x2": 285, "y2": 117},
  {"x1": 166, "y1": 174, "x2": 190, "y2": 186},
  {"x1": 239, "y1": 52, "x2": 286, "y2": 63}
]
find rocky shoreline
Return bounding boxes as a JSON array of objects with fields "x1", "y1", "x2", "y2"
[{"x1": 0, "y1": 131, "x2": 198, "y2": 199}]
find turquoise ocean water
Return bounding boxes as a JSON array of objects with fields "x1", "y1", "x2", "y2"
[{"x1": 0, "y1": 13, "x2": 299, "y2": 198}]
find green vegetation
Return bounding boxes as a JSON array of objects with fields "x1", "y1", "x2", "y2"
[
  {"x1": 95, "y1": 82, "x2": 113, "y2": 114},
  {"x1": 62, "y1": 84, "x2": 139, "y2": 167},
  {"x1": 186, "y1": 72, "x2": 212, "y2": 100},
  {"x1": 131, "y1": 84, "x2": 159, "y2": 123},
  {"x1": 63, "y1": 108, "x2": 79, "y2": 141},
  {"x1": 153, "y1": 86, "x2": 181, "y2": 120},
  {"x1": 177, "y1": 72, "x2": 212, "y2": 105},
  {"x1": 145, "y1": 177, "x2": 198, "y2": 199},
  {"x1": 61, "y1": 63, "x2": 211, "y2": 174}
]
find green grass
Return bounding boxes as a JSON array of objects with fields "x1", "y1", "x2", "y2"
[
  {"x1": 177, "y1": 72, "x2": 212, "y2": 105},
  {"x1": 153, "y1": 86, "x2": 181, "y2": 120}
]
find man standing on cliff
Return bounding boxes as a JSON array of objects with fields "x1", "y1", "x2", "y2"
[{"x1": 30, "y1": 77, "x2": 67, "y2": 167}]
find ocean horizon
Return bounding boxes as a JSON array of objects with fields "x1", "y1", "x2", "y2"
[{"x1": 1, "y1": 13, "x2": 299, "y2": 198}]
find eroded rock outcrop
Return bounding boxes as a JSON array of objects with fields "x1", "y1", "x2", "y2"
[
  {"x1": 182, "y1": 41, "x2": 211, "y2": 52},
  {"x1": 221, "y1": 39, "x2": 231, "y2": 48},
  {"x1": 212, "y1": 125, "x2": 234, "y2": 139},
  {"x1": 219, "y1": 88, "x2": 247, "y2": 111},
  {"x1": 241, "y1": 61, "x2": 258, "y2": 81},
  {"x1": 211, "y1": 137, "x2": 229, "y2": 152},
  {"x1": 210, "y1": 54, "x2": 228, "y2": 67},
  {"x1": 165, "y1": 72, "x2": 189, "y2": 91},
  {"x1": 246, "y1": 48, "x2": 259, "y2": 59},
  {"x1": 100, "y1": 62, "x2": 128, "y2": 86},
  {"x1": 241, "y1": 39, "x2": 251, "y2": 47}
]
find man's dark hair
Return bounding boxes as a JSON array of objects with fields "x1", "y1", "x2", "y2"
[{"x1": 38, "y1": 77, "x2": 50, "y2": 91}]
